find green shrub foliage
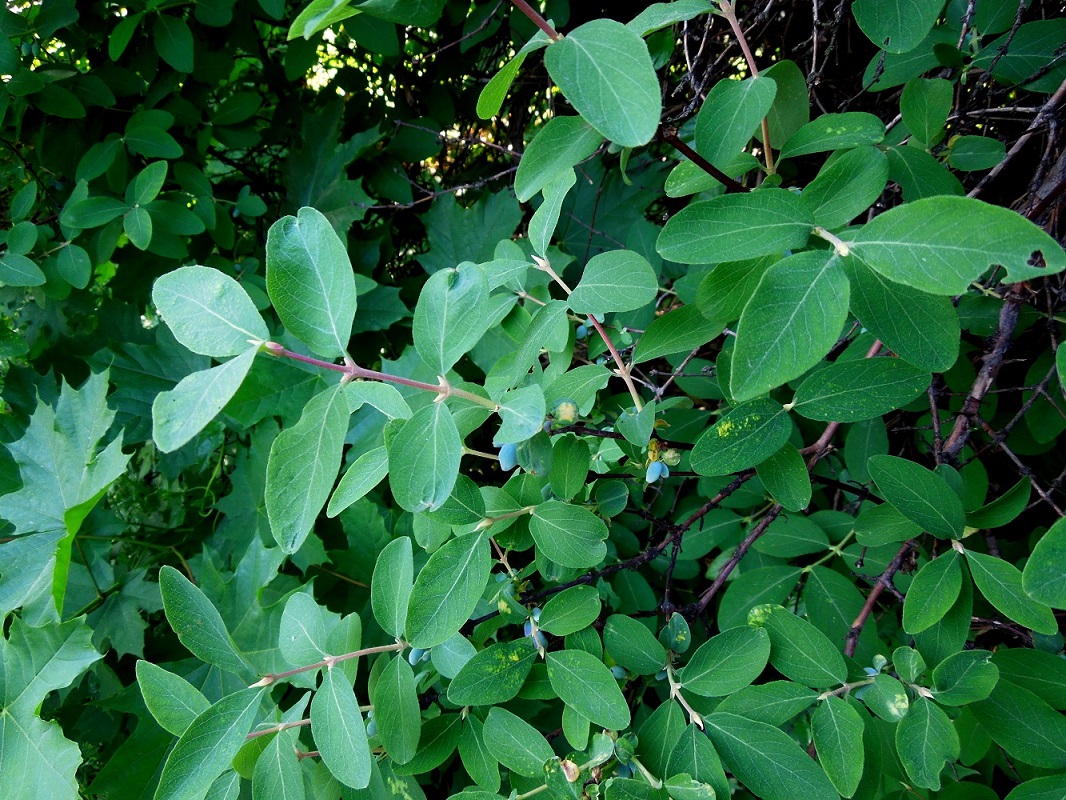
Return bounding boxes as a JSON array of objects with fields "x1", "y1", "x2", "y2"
[{"x1": 2, "y1": 0, "x2": 1066, "y2": 798}]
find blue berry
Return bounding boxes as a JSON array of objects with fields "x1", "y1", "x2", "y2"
[
  {"x1": 615, "y1": 764, "x2": 633, "y2": 779},
  {"x1": 524, "y1": 620, "x2": 533, "y2": 637},
  {"x1": 655, "y1": 668, "x2": 668, "y2": 682},
  {"x1": 660, "y1": 464, "x2": 670, "y2": 479},
  {"x1": 531, "y1": 607, "x2": 542, "y2": 622},
  {"x1": 610, "y1": 666, "x2": 627, "y2": 680},
  {"x1": 576, "y1": 324, "x2": 589, "y2": 339},
  {"x1": 533, "y1": 631, "x2": 547, "y2": 649},
  {"x1": 499, "y1": 443, "x2": 518, "y2": 471},
  {"x1": 366, "y1": 718, "x2": 378, "y2": 737},
  {"x1": 645, "y1": 461, "x2": 664, "y2": 483},
  {"x1": 408, "y1": 647, "x2": 426, "y2": 665}
]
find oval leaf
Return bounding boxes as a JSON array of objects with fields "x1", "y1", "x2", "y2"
[{"x1": 406, "y1": 531, "x2": 491, "y2": 649}]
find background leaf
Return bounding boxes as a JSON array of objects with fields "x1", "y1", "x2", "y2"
[{"x1": 266, "y1": 207, "x2": 357, "y2": 358}]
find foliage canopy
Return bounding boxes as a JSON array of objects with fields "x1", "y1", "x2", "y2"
[{"x1": 2, "y1": 0, "x2": 1066, "y2": 799}]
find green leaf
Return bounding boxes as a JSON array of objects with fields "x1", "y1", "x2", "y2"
[
  {"x1": 548, "y1": 435, "x2": 591, "y2": 502},
  {"x1": 779, "y1": 112, "x2": 885, "y2": 158},
  {"x1": 251, "y1": 728, "x2": 303, "y2": 800},
  {"x1": 752, "y1": 514, "x2": 829, "y2": 558},
  {"x1": 632, "y1": 305, "x2": 722, "y2": 365},
  {"x1": 538, "y1": 585, "x2": 601, "y2": 636},
  {"x1": 763, "y1": 60, "x2": 811, "y2": 144},
  {"x1": 694, "y1": 76, "x2": 777, "y2": 170},
  {"x1": 135, "y1": 661, "x2": 210, "y2": 737},
  {"x1": 371, "y1": 655, "x2": 421, "y2": 764},
  {"x1": 887, "y1": 143, "x2": 965, "y2": 201},
  {"x1": 392, "y1": 713, "x2": 460, "y2": 776},
  {"x1": 515, "y1": 117, "x2": 603, "y2": 202},
  {"x1": 478, "y1": 52, "x2": 526, "y2": 119},
  {"x1": 153, "y1": 266, "x2": 270, "y2": 357},
  {"x1": 626, "y1": 1, "x2": 712, "y2": 36},
  {"x1": 0, "y1": 370, "x2": 129, "y2": 554},
  {"x1": 931, "y1": 650, "x2": 999, "y2": 705},
  {"x1": 546, "y1": 649, "x2": 630, "y2": 730},
  {"x1": 1023, "y1": 517, "x2": 1066, "y2": 608},
  {"x1": 967, "y1": 477, "x2": 1031, "y2": 529},
  {"x1": 495, "y1": 385, "x2": 546, "y2": 445},
  {"x1": 483, "y1": 707, "x2": 554, "y2": 777},
  {"x1": 266, "y1": 384, "x2": 350, "y2": 553},
  {"x1": 715, "y1": 681, "x2": 817, "y2": 725},
  {"x1": 278, "y1": 592, "x2": 342, "y2": 676},
  {"x1": 414, "y1": 262, "x2": 490, "y2": 375},
  {"x1": 530, "y1": 500, "x2": 608, "y2": 568},
  {"x1": 1005, "y1": 776, "x2": 1066, "y2": 800},
  {"x1": 862, "y1": 672, "x2": 911, "y2": 722},
  {"x1": 543, "y1": 19, "x2": 661, "y2": 147},
  {"x1": 850, "y1": 196, "x2": 1066, "y2": 294},
  {"x1": 948, "y1": 135, "x2": 1007, "y2": 171},
  {"x1": 811, "y1": 696, "x2": 864, "y2": 798},
  {"x1": 459, "y1": 715, "x2": 500, "y2": 791},
  {"x1": 159, "y1": 566, "x2": 251, "y2": 677},
  {"x1": 690, "y1": 398, "x2": 791, "y2": 477},
  {"x1": 405, "y1": 531, "x2": 490, "y2": 648},
  {"x1": 448, "y1": 637, "x2": 538, "y2": 706},
  {"x1": 749, "y1": 604, "x2": 846, "y2": 689},
  {"x1": 388, "y1": 402, "x2": 462, "y2": 513},
  {"x1": 529, "y1": 168, "x2": 575, "y2": 256},
  {"x1": 155, "y1": 687, "x2": 265, "y2": 800},
  {"x1": 56, "y1": 244, "x2": 92, "y2": 289},
  {"x1": 667, "y1": 725, "x2": 731, "y2": 800},
  {"x1": 852, "y1": 0, "x2": 942, "y2": 52},
  {"x1": 679, "y1": 626, "x2": 770, "y2": 697},
  {"x1": 756, "y1": 443, "x2": 811, "y2": 512},
  {"x1": 371, "y1": 537, "x2": 414, "y2": 639},
  {"x1": 894, "y1": 696, "x2": 959, "y2": 790},
  {"x1": 152, "y1": 348, "x2": 258, "y2": 453},
  {"x1": 900, "y1": 78, "x2": 952, "y2": 143},
  {"x1": 657, "y1": 189, "x2": 813, "y2": 264},
  {"x1": 801, "y1": 145, "x2": 889, "y2": 230},
  {"x1": 965, "y1": 549, "x2": 1058, "y2": 633},
  {"x1": 311, "y1": 667, "x2": 372, "y2": 789},
  {"x1": 0, "y1": 251, "x2": 45, "y2": 286},
  {"x1": 154, "y1": 14, "x2": 195, "y2": 72},
  {"x1": 266, "y1": 207, "x2": 357, "y2": 358},
  {"x1": 289, "y1": 0, "x2": 358, "y2": 40},
  {"x1": 792, "y1": 357, "x2": 930, "y2": 422},
  {"x1": 903, "y1": 550, "x2": 963, "y2": 634},
  {"x1": 971, "y1": 680, "x2": 1066, "y2": 768},
  {"x1": 603, "y1": 615, "x2": 667, "y2": 675},
  {"x1": 60, "y1": 196, "x2": 130, "y2": 229},
  {"x1": 841, "y1": 257, "x2": 960, "y2": 372},
  {"x1": 731, "y1": 250, "x2": 849, "y2": 402},
  {"x1": 868, "y1": 454, "x2": 964, "y2": 538},
  {"x1": 328, "y1": 446, "x2": 389, "y2": 517},
  {"x1": 971, "y1": 18, "x2": 1066, "y2": 92},
  {"x1": 567, "y1": 250, "x2": 658, "y2": 316},
  {"x1": 705, "y1": 712, "x2": 838, "y2": 800},
  {"x1": 133, "y1": 161, "x2": 169, "y2": 206}
]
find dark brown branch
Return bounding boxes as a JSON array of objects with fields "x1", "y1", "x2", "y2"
[
  {"x1": 844, "y1": 540, "x2": 916, "y2": 657},
  {"x1": 941, "y1": 287, "x2": 1025, "y2": 461},
  {"x1": 660, "y1": 126, "x2": 749, "y2": 193}
]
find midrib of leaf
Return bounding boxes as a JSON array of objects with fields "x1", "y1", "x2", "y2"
[
  {"x1": 568, "y1": 37, "x2": 640, "y2": 136},
  {"x1": 737, "y1": 255, "x2": 837, "y2": 385},
  {"x1": 295, "y1": 222, "x2": 347, "y2": 354},
  {"x1": 163, "y1": 286, "x2": 264, "y2": 345}
]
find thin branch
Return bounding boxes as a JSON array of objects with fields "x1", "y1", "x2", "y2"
[{"x1": 844, "y1": 540, "x2": 915, "y2": 657}]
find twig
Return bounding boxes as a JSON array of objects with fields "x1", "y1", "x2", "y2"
[
  {"x1": 659, "y1": 126, "x2": 749, "y2": 193},
  {"x1": 941, "y1": 288, "x2": 1025, "y2": 461},
  {"x1": 509, "y1": 0, "x2": 560, "y2": 41},
  {"x1": 844, "y1": 540, "x2": 915, "y2": 657}
]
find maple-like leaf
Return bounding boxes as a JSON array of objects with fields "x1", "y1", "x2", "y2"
[
  {"x1": 0, "y1": 371, "x2": 130, "y2": 614},
  {"x1": 0, "y1": 616, "x2": 103, "y2": 800},
  {"x1": 0, "y1": 370, "x2": 129, "y2": 537}
]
